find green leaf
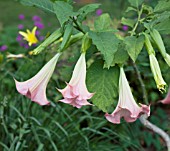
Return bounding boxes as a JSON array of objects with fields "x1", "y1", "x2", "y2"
[
  {"x1": 150, "y1": 11, "x2": 170, "y2": 26},
  {"x1": 20, "y1": 0, "x2": 54, "y2": 13},
  {"x1": 89, "y1": 31, "x2": 120, "y2": 67},
  {"x1": 111, "y1": 42, "x2": 129, "y2": 66},
  {"x1": 53, "y1": 1, "x2": 75, "y2": 26},
  {"x1": 154, "y1": 19, "x2": 170, "y2": 34},
  {"x1": 154, "y1": 0, "x2": 170, "y2": 13},
  {"x1": 78, "y1": 4, "x2": 100, "y2": 22},
  {"x1": 124, "y1": 35, "x2": 144, "y2": 62},
  {"x1": 128, "y1": 0, "x2": 144, "y2": 7},
  {"x1": 121, "y1": 17, "x2": 135, "y2": 28},
  {"x1": 87, "y1": 61, "x2": 119, "y2": 112},
  {"x1": 142, "y1": 4, "x2": 154, "y2": 14},
  {"x1": 125, "y1": 7, "x2": 137, "y2": 13},
  {"x1": 94, "y1": 13, "x2": 117, "y2": 32}
]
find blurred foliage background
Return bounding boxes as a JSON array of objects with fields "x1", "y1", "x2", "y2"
[{"x1": 0, "y1": 0, "x2": 170, "y2": 151}]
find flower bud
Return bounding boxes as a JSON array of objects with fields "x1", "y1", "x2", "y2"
[
  {"x1": 150, "y1": 29, "x2": 166, "y2": 58},
  {"x1": 32, "y1": 29, "x2": 62, "y2": 55},
  {"x1": 144, "y1": 32, "x2": 166, "y2": 92},
  {"x1": 150, "y1": 29, "x2": 170, "y2": 67},
  {"x1": 143, "y1": 33, "x2": 155, "y2": 55},
  {"x1": 149, "y1": 53, "x2": 166, "y2": 92}
]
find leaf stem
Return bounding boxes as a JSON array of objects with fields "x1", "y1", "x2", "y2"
[
  {"x1": 72, "y1": 17, "x2": 85, "y2": 34},
  {"x1": 130, "y1": 4, "x2": 143, "y2": 36}
]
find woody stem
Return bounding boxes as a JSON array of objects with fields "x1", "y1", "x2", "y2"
[{"x1": 139, "y1": 114, "x2": 170, "y2": 151}]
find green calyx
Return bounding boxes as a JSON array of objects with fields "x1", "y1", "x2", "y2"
[
  {"x1": 150, "y1": 29, "x2": 170, "y2": 67},
  {"x1": 31, "y1": 29, "x2": 62, "y2": 55},
  {"x1": 81, "y1": 33, "x2": 92, "y2": 53},
  {"x1": 143, "y1": 33, "x2": 155, "y2": 55},
  {"x1": 150, "y1": 29, "x2": 166, "y2": 58}
]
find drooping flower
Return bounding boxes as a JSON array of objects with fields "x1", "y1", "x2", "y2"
[
  {"x1": 19, "y1": 26, "x2": 39, "y2": 46},
  {"x1": 144, "y1": 33, "x2": 166, "y2": 92},
  {"x1": 149, "y1": 53, "x2": 166, "y2": 92},
  {"x1": 105, "y1": 67, "x2": 150, "y2": 124},
  {"x1": 160, "y1": 88, "x2": 170, "y2": 104},
  {"x1": 57, "y1": 53, "x2": 94, "y2": 108},
  {"x1": 14, "y1": 53, "x2": 61, "y2": 105}
]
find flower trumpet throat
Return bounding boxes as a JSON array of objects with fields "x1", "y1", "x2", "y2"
[
  {"x1": 14, "y1": 53, "x2": 61, "y2": 105},
  {"x1": 57, "y1": 53, "x2": 94, "y2": 108},
  {"x1": 19, "y1": 26, "x2": 39, "y2": 46},
  {"x1": 105, "y1": 67, "x2": 150, "y2": 124}
]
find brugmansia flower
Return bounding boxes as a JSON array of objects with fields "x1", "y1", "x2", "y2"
[
  {"x1": 58, "y1": 53, "x2": 94, "y2": 108},
  {"x1": 160, "y1": 88, "x2": 170, "y2": 104},
  {"x1": 105, "y1": 67, "x2": 150, "y2": 124},
  {"x1": 14, "y1": 53, "x2": 61, "y2": 105},
  {"x1": 149, "y1": 53, "x2": 166, "y2": 92},
  {"x1": 144, "y1": 33, "x2": 166, "y2": 92},
  {"x1": 19, "y1": 26, "x2": 38, "y2": 46}
]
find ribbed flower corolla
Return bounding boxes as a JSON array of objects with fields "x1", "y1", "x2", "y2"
[
  {"x1": 105, "y1": 67, "x2": 150, "y2": 124},
  {"x1": 14, "y1": 53, "x2": 61, "y2": 105},
  {"x1": 160, "y1": 88, "x2": 170, "y2": 104},
  {"x1": 19, "y1": 26, "x2": 38, "y2": 46},
  {"x1": 58, "y1": 53, "x2": 94, "y2": 108},
  {"x1": 149, "y1": 53, "x2": 166, "y2": 92}
]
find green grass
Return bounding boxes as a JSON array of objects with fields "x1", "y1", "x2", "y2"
[{"x1": 0, "y1": 0, "x2": 58, "y2": 28}]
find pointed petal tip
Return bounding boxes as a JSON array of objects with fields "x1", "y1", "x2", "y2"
[
  {"x1": 56, "y1": 87, "x2": 63, "y2": 93},
  {"x1": 139, "y1": 103, "x2": 150, "y2": 116}
]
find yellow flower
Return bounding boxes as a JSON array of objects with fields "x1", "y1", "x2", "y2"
[{"x1": 19, "y1": 27, "x2": 38, "y2": 46}]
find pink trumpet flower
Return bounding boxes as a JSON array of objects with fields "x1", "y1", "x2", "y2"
[
  {"x1": 58, "y1": 53, "x2": 94, "y2": 108},
  {"x1": 14, "y1": 53, "x2": 61, "y2": 105},
  {"x1": 160, "y1": 88, "x2": 170, "y2": 104},
  {"x1": 105, "y1": 67, "x2": 150, "y2": 124}
]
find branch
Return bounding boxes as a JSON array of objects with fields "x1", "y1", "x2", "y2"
[
  {"x1": 132, "y1": 62, "x2": 170, "y2": 150},
  {"x1": 132, "y1": 61, "x2": 148, "y2": 104},
  {"x1": 140, "y1": 114, "x2": 170, "y2": 151}
]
